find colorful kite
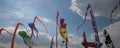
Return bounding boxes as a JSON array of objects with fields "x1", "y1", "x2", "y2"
[
  {"x1": 59, "y1": 18, "x2": 68, "y2": 48},
  {"x1": 18, "y1": 31, "x2": 32, "y2": 46},
  {"x1": 103, "y1": 29, "x2": 114, "y2": 48},
  {"x1": 29, "y1": 16, "x2": 48, "y2": 38},
  {"x1": 59, "y1": 18, "x2": 68, "y2": 42},
  {"x1": 29, "y1": 16, "x2": 48, "y2": 48},
  {"x1": 78, "y1": 4, "x2": 102, "y2": 48}
]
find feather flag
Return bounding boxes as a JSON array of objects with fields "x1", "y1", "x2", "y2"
[{"x1": 103, "y1": 29, "x2": 114, "y2": 48}]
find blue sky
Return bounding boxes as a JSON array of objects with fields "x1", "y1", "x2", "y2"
[{"x1": 0, "y1": 0, "x2": 120, "y2": 48}]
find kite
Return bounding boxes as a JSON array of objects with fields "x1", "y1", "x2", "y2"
[
  {"x1": 10, "y1": 23, "x2": 29, "y2": 48},
  {"x1": 110, "y1": 1, "x2": 120, "y2": 24},
  {"x1": 59, "y1": 18, "x2": 68, "y2": 42},
  {"x1": 59, "y1": 18, "x2": 68, "y2": 48},
  {"x1": 56, "y1": 11, "x2": 59, "y2": 48},
  {"x1": 103, "y1": 29, "x2": 114, "y2": 48},
  {"x1": 18, "y1": 31, "x2": 33, "y2": 46},
  {"x1": 29, "y1": 16, "x2": 48, "y2": 38},
  {"x1": 50, "y1": 37, "x2": 54, "y2": 48},
  {"x1": 29, "y1": 16, "x2": 48, "y2": 48},
  {"x1": 78, "y1": 4, "x2": 102, "y2": 48}
]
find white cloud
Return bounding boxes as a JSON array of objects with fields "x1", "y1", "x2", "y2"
[
  {"x1": 70, "y1": 0, "x2": 120, "y2": 19},
  {"x1": 18, "y1": 0, "x2": 32, "y2": 5},
  {"x1": 67, "y1": 33, "x2": 82, "y2": 45},
  {"x1": 12, "y1": 11, "x2": 25, "y2": 18},
  {"x1": 0, "y1": 10, "x2": 25, "y2": 19},
  {"x1": 41, "y1": 18, "x2": 55, "y2": 23}
]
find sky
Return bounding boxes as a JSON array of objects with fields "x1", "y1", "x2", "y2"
[{"x1": 0, "y1": 0, "x2": 120, "y2": 48}]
